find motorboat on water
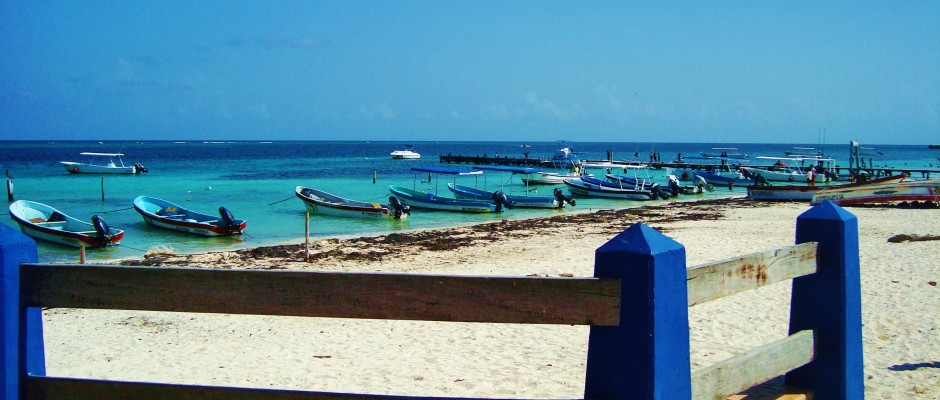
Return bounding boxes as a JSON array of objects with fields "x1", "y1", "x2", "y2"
[
  {"x1": 133, "y1": 196, "x2": 246, "y2": 236},
  {"x1": 8, "y1": 200, "x2": 123, "y2": 247},
  {"x1": 391, "y1": 145, "x2": 421, "y2": 159},
  {"x1": 60, "y1": 152, "x2": 147, "y2": 174},
  {"x1": 295, "y1": 186, "x2": 409, "y2": 219},
  {"x1": 389, "y1": 167, "x2": 512, "y2": 213}
]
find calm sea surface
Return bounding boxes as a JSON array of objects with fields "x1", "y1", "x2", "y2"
[{"x1": 2, "y1": 140, "x2": 938, "y2": 263}]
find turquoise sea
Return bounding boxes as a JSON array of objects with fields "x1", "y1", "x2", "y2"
[{"x1": 2, "y1": 140, "x2": 938, "y2": 263}]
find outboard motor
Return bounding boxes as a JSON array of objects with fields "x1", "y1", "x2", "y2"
[
  {"x1": 552, "y1": 187, "x2": 576, "y2": 207},
  {"x1": 91, "y1": 215, "x2": 113, "y2": 246},
  {"x1": 219, "y1": 206, "x2": 240, "y2": 234},
  {"x1": 133, "y1": 163, "x2": 148, "y2": 174},
  {"x1": 650, "y1": 183, "x2": 670, "y2": 200},
  {"x1": 388, "y1": 196, "x2": 410, "y2": 219},
  {"x1": 492, "y1": 191, "x2": 514, "y2": 212},
  {"x1": 668, "y1": 177, "x2": 681, "y2": 196}
]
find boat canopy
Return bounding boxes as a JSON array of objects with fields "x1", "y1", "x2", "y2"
[
  {"x1": 410, "y1": 167, "x2": 483, "y2": 176},
  {"x1": 472, "y1": 166, "x2": 541, "y2": 174},
  {"x1": 80, "y1": 152, "x2": 125, "y2": 157}
]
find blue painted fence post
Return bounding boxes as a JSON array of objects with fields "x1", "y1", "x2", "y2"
[
  {"x1": 786, "y1": 201, "x2": 864, "y2": 399},
  {"x1": 584, "y1": 223, "x2": 691, "y2": 400},
  {"x1": 1, "y1": 223, "x2": 44, "y2": 400}
]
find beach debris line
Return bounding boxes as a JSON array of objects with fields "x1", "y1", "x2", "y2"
[{"x1": 886, "y1": 234, "x2": 940, "y2": 243}]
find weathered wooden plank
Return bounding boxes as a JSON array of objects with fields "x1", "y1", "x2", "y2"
[
  {"x1": 25, "y1": 375, "x2": 571, "y2": 400},
  {"x1": 20, "y1": 264, "x2": 621, "y2": 326},
  {"x1": 692, "y1": 330, "x2": 815, "y2": 400},
  {"x1": 687, "y1": 242, "x2": 817, "y2": 307}
]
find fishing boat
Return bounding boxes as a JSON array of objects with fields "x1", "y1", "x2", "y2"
[
  {"x1": 390, "y1": 145, "x2": 421, "y2": 159},
  {"x1": 465, "y1": 165, "x2": 576, "y2": 208},
  {"x1": 447, "y1": 183, "x2": 573, "y2": 209},
  {"x1": 810, "y1": 179, "x2": 940, "y2": 206},
  {"x1": 691, "y1": 167, "x2": 745, "y2": 185},
  {"x1": 700, "y1": 147, "x2": 748, "y2": 159},
  {"x1": 60, "y1": 152, "x2": 147, "y2": 174},
  {"x1": 564, "y1": 175, "x2": 660, "y2": 200},
  {"x1": 747, "y1": 174, "x2": 908, "y2": 202},
  {"x1": 8, "y1": 200, "x2": 124, "y2": 247},
  {"x1": 519, "y1": 170, "x2": 590, "y2": 185},
  {"x1": 388, "y1": 167, "x2": 512, "y2": 213},
  {"x1": 295, "y1": 186, "x2": 409, "y2": 219},
  {"x1": 133, "y1": 196, "x2": 246, "y2": 236}
]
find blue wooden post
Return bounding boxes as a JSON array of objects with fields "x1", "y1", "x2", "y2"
[
  {"x1": 584, "y1": 223, "x2": 691, "y2": 400},
  {"x1": 1, "y1": 223, "x2": 45, "y2": 400},
  {"x1": 786, "y1": 201, "x2": 864, "y2": 399}
]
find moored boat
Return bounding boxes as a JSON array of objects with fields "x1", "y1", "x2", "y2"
[
  {"x1": 747, "y1": 174, "x2": 907, "y2": 202},
  {"x1": 447, "y1": 183, "x2": 573, "y2": 209},
  {"x1": 8, "y1": 200, "x2": 123, "y2": 247},
  {"x1": 295, "y1": 186, "x2": 409, "y2": 219},
  {"x1": 389, "y1": 185, "x2": 502, "y2": 213},
  {"x1": 564, "y1": 176, "x2": 660, "y2": 200},
  {"x1": 133, "y1": 196, "x2": 246, "y2": 236},
  {"x1": 60, "y1": 152, "x2": 147, "y2": 174},
  {"x1": 810, "y1": 179, "x2": 940, "y2": 206}
]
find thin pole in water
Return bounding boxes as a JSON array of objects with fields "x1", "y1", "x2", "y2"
[
  {"x1": 100, "y1": 177, "x2": 105, "y2": 201},
  {"x1": 79, "y1": 243, "x2": 86, "y2": 264},
  {"x1": 373, "y1": 169, "x2": 377, "y2": 184},
  {"x1": 304, "y1": 211, "x2": 310, "y2": 262},
  {"x1": 6, "y1": 179, "x2": 12, "y2": 202}
]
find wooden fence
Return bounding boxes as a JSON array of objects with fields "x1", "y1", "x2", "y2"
[{"x1": 1, "y1": 201, "x2": 864, "y2": 400}]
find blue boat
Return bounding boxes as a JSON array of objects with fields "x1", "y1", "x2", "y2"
[
  {"x1": 466, "y1": 166, "x2": 576, "y2": 208},
  {"x1": 389, "y1": 167, "x2": 512, "y2": 213}
]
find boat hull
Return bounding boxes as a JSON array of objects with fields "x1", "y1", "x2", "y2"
[
  {"x1": 447, "y1": 184, "x2": 562, "y2": 209},
  {"x1": 133, "y1": 196, "x2": 247, "y2": 236},
  {"x1": 295, "y1": 186, "x2": 403, "y2": 219},
  {"x1": 810, "y1": 180, "x2": 940, "y2": 206},
  {"x1": 389, "y1": 185, "x2": 497, "y2": 213},
  {"x1": 740, "y1": 167, "x2": 804, "y2": 182},
  {"x1": 8, "y1": 200, "x2": 124, "y2": 247},
  {"x1": 748, "y1": 174, "x2": 907, "y2": 202},
  {"x1": 519, "y1": 172, "x2": 591, "y2": 185},
  {"x1": 61, "y1": 161, "x2": 137, "y2": 174}
]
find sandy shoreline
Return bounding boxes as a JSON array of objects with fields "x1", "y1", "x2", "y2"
[{"x1": 40, "y1": 198, "x2": 939, "y2": 398}]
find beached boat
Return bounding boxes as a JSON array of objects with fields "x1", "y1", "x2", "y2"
[
  {"x1": 8, "y1": 200, "x2": 124, "y2": 247},
  {"x1": 390, "y1": 145, "x2": 421, "y2": 159},
  {"x1": 810, "y1": 179, "x2": 940, "y2": 206},
  {"x1": 60, "y1": 152, "x2": 147, "y2": 174},
  {"x1": 747, "y1": 174, "x2": 908, "y2": 202},
  {"x1": 133, "y1": 196, "x2": 246, "y2": 236},
  {"x1": 295, "y1": 186, "x2": 409, "y2": 219}
]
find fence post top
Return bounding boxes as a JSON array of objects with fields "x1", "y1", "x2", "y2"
[
  {"x1": 799, "y1": 200, "x2": 856, "y2": 223},
  {"x1": 596, "y1": 222, "x2": 683, "y2": 256}
]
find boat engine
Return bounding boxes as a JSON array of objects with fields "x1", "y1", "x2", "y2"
[
  {"x1": 388, "y1": 196, "x2": 410, "y2": 219},
  {"x1": 649, "y1": 183, "x2": 670, "y2": 200},
  {"x1": 492, "y1": 191, "x2": 515, "y2": 212},
  {"x1": 219, "y1": 206, "x2": 241, "y2": 234},
  {"x1": 552, "y1": 187, "x2": 576, "y2": 207},
  {"x1": 91, "y1": 215, "x2": 113, "y2": 246},
  {"x1": 668, "y1": 177, "x2": 681, "y2": 196},
  {"x1": 133, "y1": 163, "x2": 148, "y2": 174}
]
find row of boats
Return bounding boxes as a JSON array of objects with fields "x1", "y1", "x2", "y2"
[{"x1": 8, "y1": 196, "x2": 246, "y2": 248}]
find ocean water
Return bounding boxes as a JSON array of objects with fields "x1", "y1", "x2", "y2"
[{"x1": 2, "y1": 140, "x2": 938, "y2": 263}]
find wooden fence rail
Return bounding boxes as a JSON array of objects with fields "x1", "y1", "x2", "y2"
[{"x1": 1, "y1": 201, "x2": 864, "y2": 400}]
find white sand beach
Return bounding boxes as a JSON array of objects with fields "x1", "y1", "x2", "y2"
[{"x1": 40, "y1": 198, "x2": 939, "y2": 399}]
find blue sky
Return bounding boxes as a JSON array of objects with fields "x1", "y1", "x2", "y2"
[{"x1": 1, "y1": 1, "x2": 938, "y2": 144}]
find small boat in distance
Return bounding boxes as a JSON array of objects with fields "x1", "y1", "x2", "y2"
[
  {"x1": 391, "y1": 145, "x2": 421, "y2": 159},
  {"x1": 60, "y1": 152, "x2": 147, "y2": 174},
  {"x1": 133, "y1": 196, "x2": 246, "y2": 236},
  {"x1": 295, "y1": 186, "x2": 410, "y2": 219},
  {"x1": 8, "y1": 200, "x2": 123, "y2": 247}
]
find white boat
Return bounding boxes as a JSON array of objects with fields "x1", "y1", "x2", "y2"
[
  {"x1": 8, "y1": 200, "x2": 124, "y2": 247},
  {"x1": 563, "y1": 177, "x2": 656, "y2": 200},
  {"x1": 133, "y1": 196, "x2": 246, "y2": 237},
  {"x1": 60, "y1": 152, "x2": 147, "y2": 174},
  {"x1": 295, "y1": 186, "x2": 409, "y2": 219},
  {"x1": 519, "y1": 170, "x2": 590, "y2": 185},
  {"x1": 391, "y1": 145, "x2": 421, "y2": 159},
  {"x1": 747, "y1": 173, "x2": 907, "y2": 202}
]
